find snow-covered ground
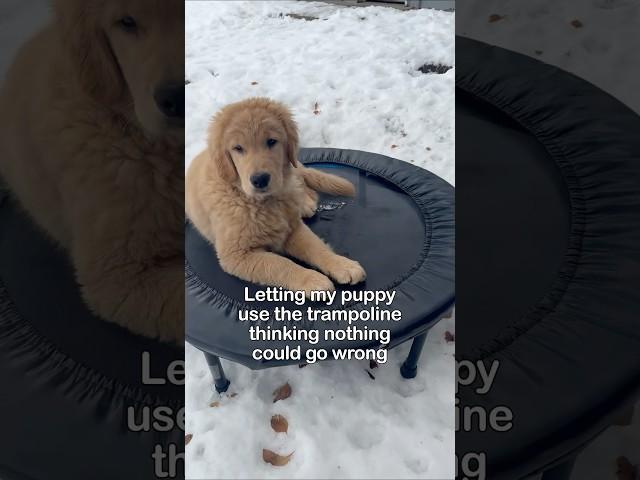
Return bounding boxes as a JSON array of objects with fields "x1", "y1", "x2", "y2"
[
  {"x1": 185, "y1": 1, "x2": 455, "y2": 183},
  {"x1": 185, "y1": 1, "x2": 455, "y2": 479},
  {"x1": 185, "y1": 332, "x2": 455, "y2": 479},
  {"x1": 459, "y1": 1, "x2": 640, "y2": 479}
]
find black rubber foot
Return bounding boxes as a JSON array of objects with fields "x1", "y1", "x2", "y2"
[
  {"x1": 214, "y1": 378, "x2": 231, "y2": 394},
  {"x1": 400, "y1": 362, "x2": 418, "y2": 379}
]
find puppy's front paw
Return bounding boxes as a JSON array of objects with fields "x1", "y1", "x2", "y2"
[
  {"x1": 299, "y1": 270, "x2": 335, "y2": 298},
  {"x1": 326, "y1": 257, "x2": 366, "y2": 285}
]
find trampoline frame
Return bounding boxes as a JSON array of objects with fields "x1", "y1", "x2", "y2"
[{"x1": 186, "y1": 148, "x2": 455, "y2": 394}]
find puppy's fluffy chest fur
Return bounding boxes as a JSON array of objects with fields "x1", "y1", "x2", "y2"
[
  {"x1": 214, "y1": 176, "x2": 305, "y2": 253},
  {"x1": 35, "y1": 100, "x2": 183, "y2": 253}
]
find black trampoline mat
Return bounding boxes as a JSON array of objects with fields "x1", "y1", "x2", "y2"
[{"x1": 456, "y1": 91, "x2": 571, "y2": 354}]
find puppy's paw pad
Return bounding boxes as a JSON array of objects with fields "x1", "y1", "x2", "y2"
[
  {"x1": 300, "y1": 271, "x2": 335, "y2": 298},
  {"x1": 328, "y1": 258, "x2": 366, "y2": 285}
]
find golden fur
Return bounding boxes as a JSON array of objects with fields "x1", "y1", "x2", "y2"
[
  {"x1": 0, "y1": 0, "x2": 184, "y2": 343},
  {"x1": 186, "y1": 98, "x2": 366, "y2": 295}
]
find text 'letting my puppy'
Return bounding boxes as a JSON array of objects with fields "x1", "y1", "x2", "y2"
[
  {"x1": 244, "y1": 286, "x2": 397, "y2": 307},
  {"x1": 240, "y1": 287, "x2": 402, "y2": 365}
]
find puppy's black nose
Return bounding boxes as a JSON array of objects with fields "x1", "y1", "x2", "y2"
[
  {"x1": 250, "y1": 172, "x2": 271, "y2": 190},
  {"x1": 154, "y1": 84, "x2": 184, "y2": 119}
]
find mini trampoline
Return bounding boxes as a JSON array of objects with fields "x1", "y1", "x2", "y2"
[
  {"x1": 0, "y1": 191, "x2": 184, "y2": 480},
  {"x1": 186, "y1": 148, "x2": 455, "y2": 391},
  {"x1": 456, "y1": 37, "x2": 640, "y2": 479}
]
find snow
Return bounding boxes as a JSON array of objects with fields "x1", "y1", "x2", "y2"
[
  {"x1": 185, "y1": 326, "x2": 455, "y2": 479},
  {"x1": 185, "y1": 1, "x2": 455, "y2": 184},
  {"x1": 185, "y1": 1, "x2": 455, "y2": 479}
]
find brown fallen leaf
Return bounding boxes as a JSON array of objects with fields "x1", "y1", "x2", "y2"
[
  {"x1": 445, "y1": 331, "x2": 455, "y2": 343},
  {"x1": 616, "y1": 457, "x2": 637, "y2": 480},
  {"x1": 571, "y1": 19, "x2": 583, "y2": 28},
  {"x1": 273, "y1": 382, "x2": 292, "y2": 403},
  {"x1": 369, "y1": 359, "x2": 378, "y2": 369},
  {"x1": 251, "y1": 81, "x2": 259, "y2": 85},
  {"x1": 271, "y1": 414, "x2": 289, "y2": 433},
  {"x1": 185, "y1": 434, "x2": 193, "y2": 446},
  {"x1": 210, "y1": 401, "x2": 220, "y2": 408},
  {"x1": 391, "y1": 144, "x2": 398, "y2": 149},
  {"x1": 228, "y1": 392, "x2": 238, "y2": 398},
  {"x1": 366, "y1": 369, "x2": 376, "y2": 380},
  {"x1": 488, "y1": 14, "x2": 505, "y2": 23},
  {"x1": 263, "y1": 449, "x2": 294, "y2": 466}
]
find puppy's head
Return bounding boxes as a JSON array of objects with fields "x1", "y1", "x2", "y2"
[
  {"x1": 55, "y1": 0, "x2": 184, "y2": 138},
  {"x1": 208, "y1": 98, "x2": 299, "y2": 198}
]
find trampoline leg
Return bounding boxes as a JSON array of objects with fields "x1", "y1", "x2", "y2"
[
  {"x1": 540, "y1": 457, "x2": 576, "y2": 480},
  {"x1": 400, "y1": 333, "x2": 427, "y2": 379},
  {"x1": 203, "y1": 352, "x2": 230, "y2": 394}
]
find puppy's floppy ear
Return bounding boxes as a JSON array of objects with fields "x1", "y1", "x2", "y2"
[
  {"x1": 54, "y1": 0, "x2": 125, "y2": 104},
  {"x1": 211, "y1": 149, "x2": 238, "y2": 183},
  {"x1": 208, "y1": 111, "x2": 238, "y2": 182},
  {"x1": 279, "y1": 105, "x2": 299, "y2": 168}
]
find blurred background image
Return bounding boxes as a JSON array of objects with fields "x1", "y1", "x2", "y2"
[{"x1": 0, "y1": 1, "x2": 185, "y2": 479}]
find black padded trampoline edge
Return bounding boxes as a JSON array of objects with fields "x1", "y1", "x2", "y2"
[
  {"x1": 0, "y1": 278, "x2": 183, "y2": 410},
  {"x1": 456, "y1": 36, "x2": 640, "y2": 362}
]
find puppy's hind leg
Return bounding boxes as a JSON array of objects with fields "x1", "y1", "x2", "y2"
[{"x1": 301, "y1": 185, "x2": 319, "y2": 218}]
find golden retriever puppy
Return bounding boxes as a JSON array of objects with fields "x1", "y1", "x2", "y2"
[
  {"x1": 0, "y1": 0, "x2": 184, "y2": 343},
  {"x1": 186, "y1": 98, "x2": 367, "y2": 295}
]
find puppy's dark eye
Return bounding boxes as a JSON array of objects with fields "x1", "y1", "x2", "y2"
[
  {"x1": 266, "y1": 138, "x2": 278, "y2": 148},
  {"x1": 232, "y1": 145, "x2": 244, "y2": 153},
  {"x1": 118, "y1": 16, "x2": 138, "y2": 33}
]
